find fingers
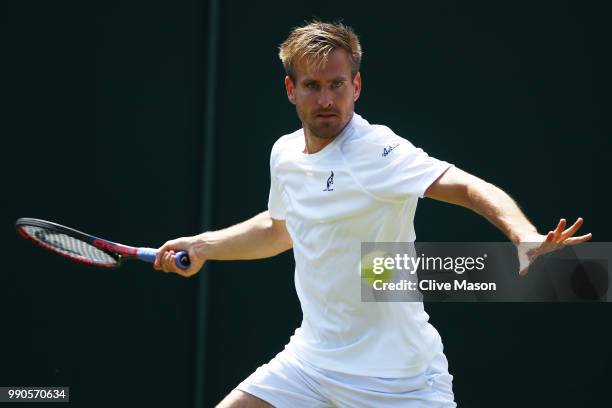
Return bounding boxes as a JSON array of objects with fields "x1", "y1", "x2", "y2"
[
  {"x1": 158, "y1": 250, "x2": 196, "y2": 276},
  {"x1": 154, "y1": 249, "x2": 174, "y2": 272},
  {"x1": 517, "y1": 218, "x2": 591, "y2": 277},
  {"x1": 560, "y1": 217, "x2": 584, "y2": 241},
  {"x1": 154, "y1": 246, "x2": 167, "y2": 270},
  {"x1": 548, "y1": 217, "x2": 591, "y2": 245},
  {"x1": 564, "y1": 233, "x2": 592, "y2": 245},
  {"x1": 542, "y1": 219, "x2": 564, "y2": 244},
  {"x1": 553, "y1": 218, "x2": 567, "y2": 236},
  {"x1": 154, "y1": 239, "x2": 183, "y2": 273},
  {"x1": 162, "y1": 250, "x2": 177, "y2": 273},
  {"x1": 154, "y1": 238, "x2": 203, "y2": 278},
  {"x1": 154, "y1": 240, "x2": 177, "y2": 270}
]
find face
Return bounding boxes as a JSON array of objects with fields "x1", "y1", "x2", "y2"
[{"x1": 285, "y1": 48, "x2": 361, "y2": 140}]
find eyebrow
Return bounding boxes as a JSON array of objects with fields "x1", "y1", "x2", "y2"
[{"x1": 300, "y1": 76, "x2": 349, "y2": 85}]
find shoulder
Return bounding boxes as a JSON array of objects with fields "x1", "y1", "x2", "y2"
[
  {"x1": 269, "y1": 128, "x2": 302, "y2": 171},
  {"x1": 270, "y1": 128, "x2": 301, "y2": 160},
  {"x1": 340, "y1": 115, "x2": 416, "y2": 158}
]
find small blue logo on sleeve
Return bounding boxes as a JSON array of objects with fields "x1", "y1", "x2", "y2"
[{"x1": 382, "y1": 143, "x2": 400, "y2": 157}]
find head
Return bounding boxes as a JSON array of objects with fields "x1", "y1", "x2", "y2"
[{"x1": 279, "y1": 21, "x2": 362, "y2": 140}]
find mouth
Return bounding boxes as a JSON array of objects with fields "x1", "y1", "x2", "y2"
[{"x1": 315, "y1": 113, "x2": 338, "y2": 119}]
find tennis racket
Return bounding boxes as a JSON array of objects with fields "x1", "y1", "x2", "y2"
[{"x1": 15, "y1": 218, "x2": 190, "y2": 269}]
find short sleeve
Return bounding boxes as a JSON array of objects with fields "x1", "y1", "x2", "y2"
[
  {"x1": 267, "y1": 155, "x2": 286, "y2": 220},
  {"x1": 404, "y1": 146, "x2": 452, "y2": 199},
  {"x1": 345, "y1": 129, "x2": 452, "y2": 202}
]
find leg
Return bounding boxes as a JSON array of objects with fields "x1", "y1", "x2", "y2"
[
  {"x1": 222, "y1": 349, "x2": 332, "y2": 408},
  {"x1": 216, "y1": 389, "x2": 274, "y2": 408}
]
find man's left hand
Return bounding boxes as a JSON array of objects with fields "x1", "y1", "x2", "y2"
[{"x1": 516, "y1": 217, "x2": 592, "y2": 276}]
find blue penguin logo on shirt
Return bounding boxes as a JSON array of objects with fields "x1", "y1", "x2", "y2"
[{"x1": 323, "y1": 171, "x2": 334, "y2": 191}]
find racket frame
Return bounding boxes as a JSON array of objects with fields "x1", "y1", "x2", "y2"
[{"x1": 15, "y1": 218, "x2": 177, "y2": 269}]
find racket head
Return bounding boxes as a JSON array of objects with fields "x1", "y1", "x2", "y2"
[{"x1": 15, "y1": 218, "x2": 121, "y2": 268}]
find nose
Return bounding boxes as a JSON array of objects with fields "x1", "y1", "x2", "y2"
[{"x1": 317, "y1": 87, "x2": 333, "y2": 108}]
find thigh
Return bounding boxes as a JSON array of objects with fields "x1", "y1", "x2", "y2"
[{"x1": 233, "y1": 350, "x2": 332, "y2": 408}]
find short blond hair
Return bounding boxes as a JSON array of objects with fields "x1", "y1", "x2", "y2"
[{"x1": 279, "y1": 21, "x2": 362, "y2": 81}]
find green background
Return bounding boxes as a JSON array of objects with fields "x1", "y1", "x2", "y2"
[{"x1": 2, "y1": 0, "x2": 610, "y2": 407}]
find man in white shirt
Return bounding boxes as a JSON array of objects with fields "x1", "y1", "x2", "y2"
[{"x1": 155, "y1": 21, "x2": 591, "y2": 408}]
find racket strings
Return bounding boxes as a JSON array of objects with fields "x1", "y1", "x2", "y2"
[{"x1": 20, "y1": 225, "x2": 117, "y2": 266}]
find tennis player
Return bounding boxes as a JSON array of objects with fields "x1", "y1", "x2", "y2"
[{"x1": 155, "y1": 21, "x2": 591, "y2": 408}]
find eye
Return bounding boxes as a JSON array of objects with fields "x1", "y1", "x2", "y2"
[
  {"x1": 305, "y1": 82, "x2": 318, "y2": 89},
  {"x1": 333, "y1": 81, "x2": 344, "y2": 88}
]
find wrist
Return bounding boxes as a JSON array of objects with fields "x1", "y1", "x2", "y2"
[
  {"x1": 192, "y1": 232, "x2": 213, "y2": 260},
  {"x1": 512, "y1": 228, "x2": 540, "y2": 244}
]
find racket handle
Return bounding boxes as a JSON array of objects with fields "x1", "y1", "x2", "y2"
[
  {"x1": 137, "y1": 248, "x2": 191, "y2": 270},
  {"x1": 175, "y1": 251, "x2": 191, "y2": 269}
]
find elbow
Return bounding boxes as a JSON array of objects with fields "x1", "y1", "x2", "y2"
[
  {"x1": 273, "y1": 222, "x2": 293, "y2": 252},
  {"x1": 265, "y1": 215, "x2": 293, "y2": 253}
]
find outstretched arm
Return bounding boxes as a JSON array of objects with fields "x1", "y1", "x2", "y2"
[
  {"x1": 424, "y1": 166, "x2": 592, "y2": 275},
  {"x1": 154, "y1": 211, "x2": 292, "y2": 277}
]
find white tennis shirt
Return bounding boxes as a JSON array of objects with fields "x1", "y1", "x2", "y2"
[{"x1": 268, "y1": 113, "x2": 453, "y2": 377}]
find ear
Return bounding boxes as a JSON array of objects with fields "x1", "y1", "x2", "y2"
[
  {"x1": 285, "y1": 75, "x2": 296, "y2": 105},
  {"x1": 352, "y1": 71, "x2": 362, "y2": 102}
]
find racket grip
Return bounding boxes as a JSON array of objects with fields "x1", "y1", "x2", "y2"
[
  {"x1": 137, "y1": 248, "x2": 190, "y2": 270},
  {"x1": 175, "y1": 251, "x2": 191, "y2": 269}
]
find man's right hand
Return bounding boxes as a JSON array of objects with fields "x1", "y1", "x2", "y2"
[{"x1": 154, "y1": 236, "x2": 206, "y2": 278}]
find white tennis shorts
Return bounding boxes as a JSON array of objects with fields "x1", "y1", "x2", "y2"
[{"x1": 236, "y1": 346, "x2": 456, "y2": 408}]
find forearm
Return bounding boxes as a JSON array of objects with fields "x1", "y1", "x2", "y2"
[
  {"x1": 192, "y1": 211, "x2": 292, "y2": 260},
  {"x1": 466, "y1": 180, "x2": 538, "y2": 243}
]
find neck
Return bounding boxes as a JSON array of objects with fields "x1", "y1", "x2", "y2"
[
  {"x1": 302, "y1": 113, "x2": 353, "y2": 154},
  {"x1": 303, "y1": 132, "x2": 336, "y2": 154}
]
